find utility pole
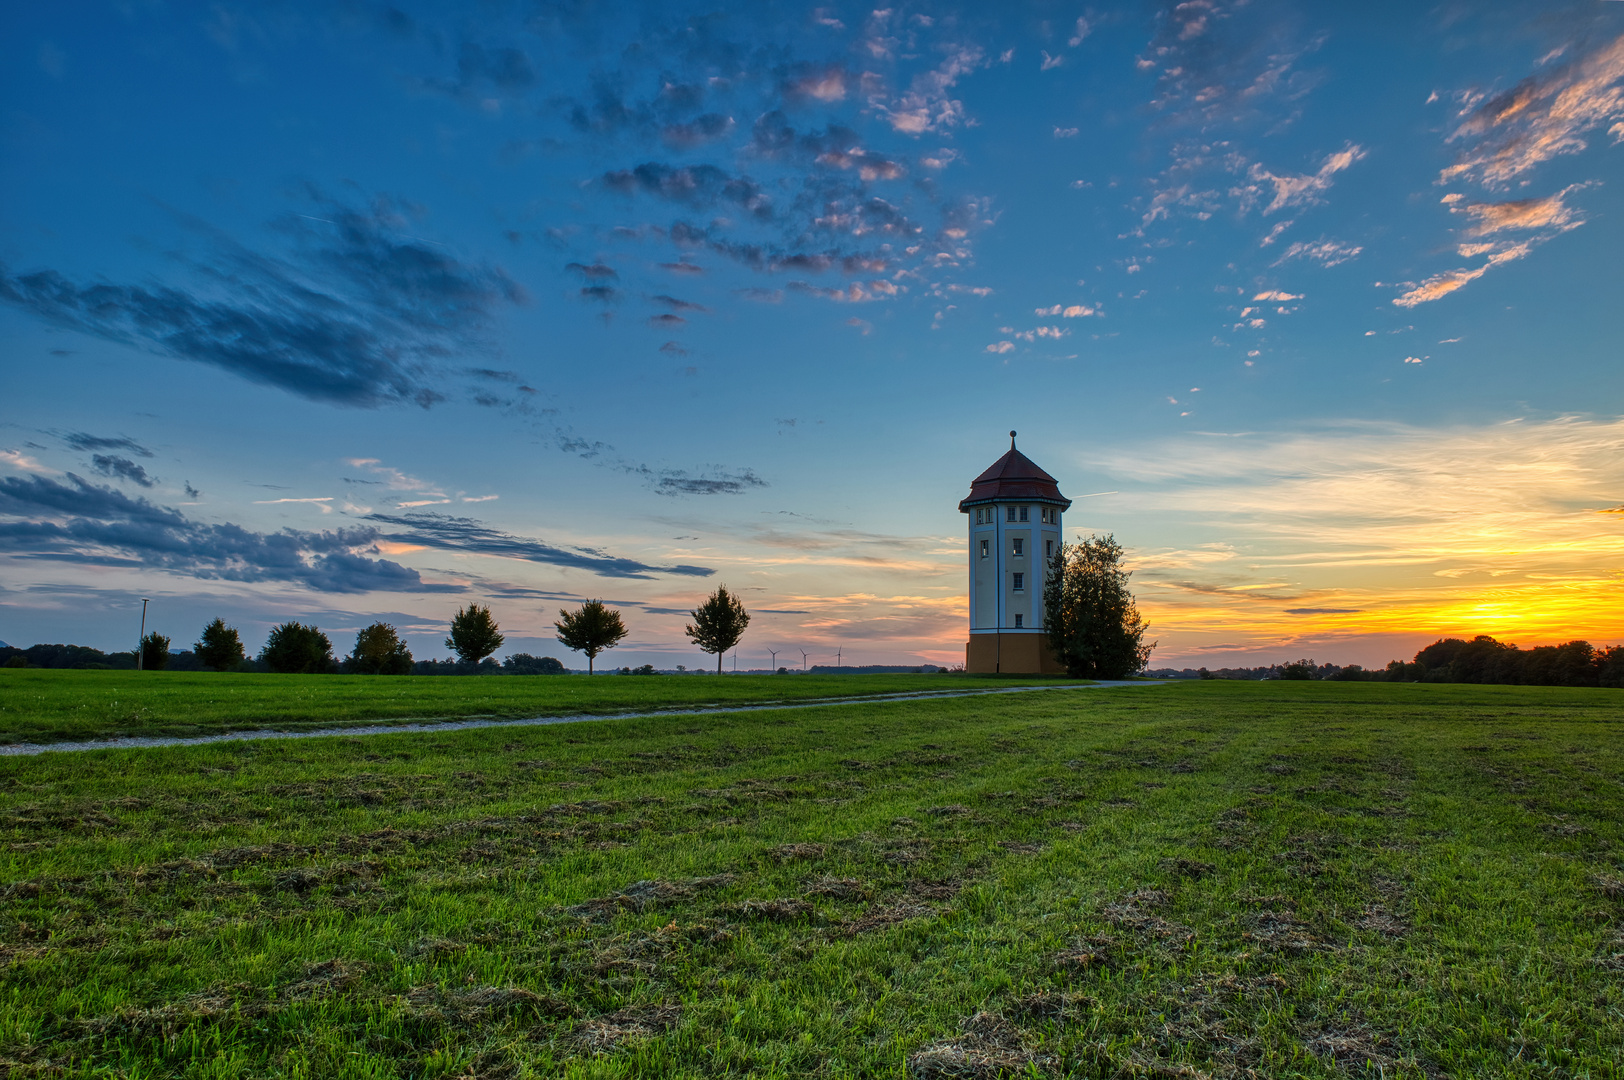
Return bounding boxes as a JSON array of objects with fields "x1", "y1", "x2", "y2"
[{"x1": 137, "y1": 598, "x2": 150, "y2": 670}]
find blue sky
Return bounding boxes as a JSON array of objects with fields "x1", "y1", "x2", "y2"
[{"x1": 3, "y1": 0, "x2": 1622, "y2": 670}]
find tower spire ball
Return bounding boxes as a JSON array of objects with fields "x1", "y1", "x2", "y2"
[{"x1": 1009, "y1": 429, "x2": 1017, "y2": 448}]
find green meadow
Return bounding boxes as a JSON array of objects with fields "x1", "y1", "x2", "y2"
[
  {"x1": 0, "y1": 670, "x2": 1063, "y2": 746},
  {"x1": 2, "y1": 680, "x2": 1623, "y2": 1078}
]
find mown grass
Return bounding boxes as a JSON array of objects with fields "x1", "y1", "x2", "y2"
[
  {"x1": 0, "y1": 671, "x2": 1065, "y2": 745},
  {"x1": 2, "y1": 680, "x2": 1623, "y2": 1078}
]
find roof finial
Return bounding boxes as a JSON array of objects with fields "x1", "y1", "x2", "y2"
[{"x1": 1009, "y1": 429, "x2": 1017, "y2": 449}]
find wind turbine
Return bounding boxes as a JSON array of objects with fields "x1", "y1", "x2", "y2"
[
  {"x1": 836, "y1": 646, "x2": 842, "y2": 670},
  {"x1": 768, "y1": 648, "x2": 779, "y2": 672},
  {"x1": 800, "y1": 649, "x2": 809, "y2": 671}
]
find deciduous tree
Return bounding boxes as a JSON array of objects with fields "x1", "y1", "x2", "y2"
[
  {"x1": 1278, "y1": 659, "x2": 1316, "y2": 680},
  {"x1": 139, "y1": 632, "x2": 170, "y2": 671},
  {"x1": 685, "y1": 585, "x2": 750, "y2": 674},
  {"x1": 260, "y1": 622, "x2": 335, "y2": 674},
  {"x1": 446, "y1": 604, "x2": 503, "y2": 666},
  {"x1": 348, "y1": 622, "x2": 414, "y2": 675},
  {"x1": 555, "y1": 600, "x2": 628, "y2": 674},
  {"x1": 1042, "y1": 535, "x2": 1154, "y2": 679},
  {"x1": 193, "y1": 618, "x2": 245, "y2": 672}
]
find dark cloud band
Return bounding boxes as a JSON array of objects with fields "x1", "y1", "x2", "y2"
[
  {"x1": 0, "y1": 195, "x2": 524, "y2": 408},
  {"x1": 364, "y1": 511, "x2": 714, "y2": 579}
]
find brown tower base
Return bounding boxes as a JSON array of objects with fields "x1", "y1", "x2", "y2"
[{"x1": 966, "y1": 634, "x2": 1068, "y2": 675}]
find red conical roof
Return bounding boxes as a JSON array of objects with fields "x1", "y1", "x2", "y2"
[{"x1": 958, "y1": 435, "x2": 1070, "y2": 511}]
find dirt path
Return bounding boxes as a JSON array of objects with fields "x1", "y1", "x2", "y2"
[{"x1": 0, "y1": 680, "x2": 1167, "y2": 757}]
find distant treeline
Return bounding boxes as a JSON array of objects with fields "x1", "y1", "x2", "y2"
[
  {"x1": 1150, "y1": 636, "x2": 1624, "y2": 688},
  {"x1": 0, "y1": 642, "x2": 571, "y2": 675},
  {"x1": 1149, "y1": 662, "x2": 1341, "y2": 681},
  {"x1": 808, "y1": 665, "x2": 946, "y2": 674},
  {"x1": 1, "y1": 643, "x2": 144, "y2": 671}
]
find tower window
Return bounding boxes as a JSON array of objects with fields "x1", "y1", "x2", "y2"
[
  {"x1": 1012, "y1": 538, "x2": 1024, "y2": 556},
  {"x1": 1006, "y1": 505, "x2": 1016, "y2": 522},
  {"x1": 1014, "y1": 614, "x2": 1024, "y2": 628},
  {"x1": 980, "y1": 539, "x2": 989, "y2": 559},
  {"x1": 1019, "y1": 506, "x2": 1029, "y2": 522},
  {"x1": 1045, "y1": 539, "x2": 1054, "y2": 558},
  {"x1": 1012, "y1": 572, "x2": 1025, "y2": 592}
]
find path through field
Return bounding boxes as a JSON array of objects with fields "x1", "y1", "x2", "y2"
[{"x1": 0, "y1": 679, "x2": 1161, "y2": 756}]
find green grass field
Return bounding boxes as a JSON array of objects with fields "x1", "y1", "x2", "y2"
[
  {"x1": 0, "y1": 671, "x2": 1066, "y2": 745},
  {"x1": 3, "y1": 680, "x2": 1623, "y2": 1077}
]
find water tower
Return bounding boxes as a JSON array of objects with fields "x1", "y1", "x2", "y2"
[{"x1": 958, "y1": 432, "x2": 1070, "y2": 673}]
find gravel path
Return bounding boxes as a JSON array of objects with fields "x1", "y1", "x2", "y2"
[{"x1": 0, "y1": 679, "x2": 1167, "y2": 757}]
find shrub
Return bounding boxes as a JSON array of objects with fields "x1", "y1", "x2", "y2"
[{"x1": 503, "y1": 653, "x2": 567, "y2": 675}]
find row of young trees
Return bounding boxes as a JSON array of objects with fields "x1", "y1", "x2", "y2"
[
  {"x1": 551, "y1": 585, "x2": 751, "y2": 673},
  {"x1": 123, "y1": 585, "x2": 756, "y2": 675}
]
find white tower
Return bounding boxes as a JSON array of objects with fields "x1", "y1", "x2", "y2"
[{"x1": 959, "y1": 431, "x2": 1071, "y2": 674}]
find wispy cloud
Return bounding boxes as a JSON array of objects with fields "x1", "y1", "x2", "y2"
[
  {"x1": 995, "y1": 325, "x2": 1070, "y2": 344},
  {"x1": 63, "y1": 432, "x2": 153, "y2": 458},
  {"x1": 1456, "y1": 183, "x2": 1590, "y2": 237},
  {"x1": 1139, "y1": 0, "x2": 1323, "y2": 127},
  {"x1": 643, "y1": 468, "x2": 768, "y2": 496},
  {"x1": 1241, "y1": 144, "x2": 1365, "y2": 214},
  {"x1": 253, "y1": 496, "x2": 335, "y2": 513},
  {"x1": 1271, "y1": 238, "x2": 1362, "y2": 267},
  {"x1": 0, "y1": 450, "x2": 58, "y2": 475},
  {"x1": 90, "y1": 455, "x2": 157, "y2": 488},
  {"x1": 1441, "y1": 33, "x2": 1624, "y2": 188},
  {"x1": 1391, "y1": 241, "x2": 1531, "y2": 308},
  {"x1": 873, "y1": 44, "x2": 985, "y2": 135},
  {"x1": 651, "y1": 294, "x2": 709, "y2": 313},
  {"x1": 1393, "y1": 182, "x2": 1592, "y2": 309}
]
